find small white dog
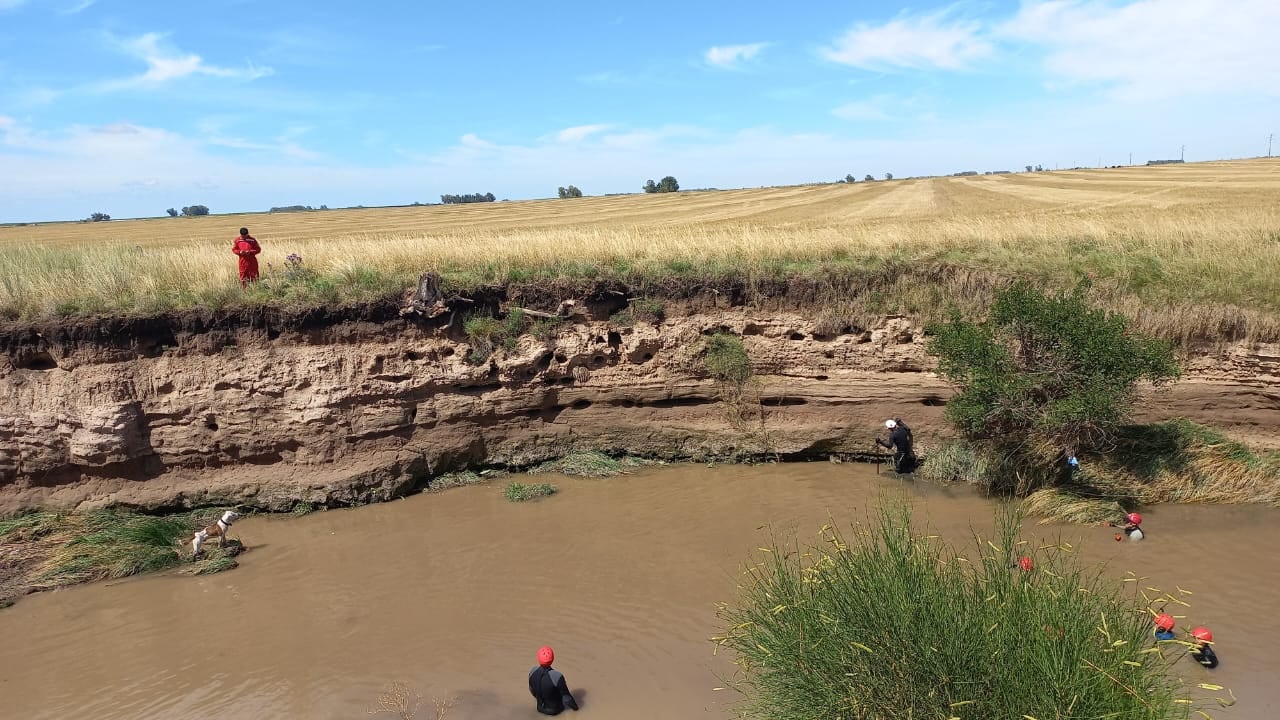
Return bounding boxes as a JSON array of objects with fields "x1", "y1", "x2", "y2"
[{"x1": 192, "y1": 510, "x2": 241, "y2": 558}]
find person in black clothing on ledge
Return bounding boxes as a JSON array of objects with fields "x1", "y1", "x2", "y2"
[
  {"x1": 529, "y1": 645, "x2": 579, "y2": 715},
  {"x1": 876, "y1": 418, "x2": 917, "y2": 473}
]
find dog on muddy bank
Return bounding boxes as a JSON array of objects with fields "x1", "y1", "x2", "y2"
[{"x1": 191, "y1": 511, "x2": 241, "y2": 559}]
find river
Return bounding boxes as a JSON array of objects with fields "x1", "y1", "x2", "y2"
[{"x1": 0, "y1": 463, "x2": 1275, "y2": 719}]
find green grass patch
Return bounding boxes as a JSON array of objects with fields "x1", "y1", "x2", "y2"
[
  {"x1": 530, "y1": 451, "x2": 647, "y2": 477},
  {"x1": 714, "y1": 504, "x2": 1193, "y2": 720},
  {"x1": 703, "y1": 332, "x2": 751, "y2": 385},
  {"x1": 37, "y1": 511, "x2": 202, "y2": 585},
  {"x1": 504, "y1": 482, "x2": 558, "y2": 502},
  {"x1": 464, "y1": 309, "x2": 527, "y2": 362}
]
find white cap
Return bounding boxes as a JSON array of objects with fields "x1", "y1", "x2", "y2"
[{"x1": 885, "y1": 420, "x2": 897, "y2": 429}]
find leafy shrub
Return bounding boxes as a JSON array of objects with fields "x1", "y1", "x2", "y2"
[{"x1": 927, "y1": 280, "x2": 1179, "y2": 468}]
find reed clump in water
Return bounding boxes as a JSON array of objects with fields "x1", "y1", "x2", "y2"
[
  {"x1": 0, "y1": 509, "x2": 238, "y2": 601},
  {"x1": 504, "y1": 482, "x2": 558, "y2": 502},
  {"x1": 531, "y1": 450, "x2": 648, "y2": 478},
  {"x1": 714, "y1": 505, "x2": 1192, "y2": 720}
]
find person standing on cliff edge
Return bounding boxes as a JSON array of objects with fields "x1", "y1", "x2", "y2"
[
  {"x1": 232, "y1": 227, "x2": 261, "y2": 287},
  {"x1": 529, "y1": 646, "x2": 579, "y2": 715}
]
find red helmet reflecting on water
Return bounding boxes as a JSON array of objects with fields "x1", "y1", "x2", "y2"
[
  {"x1": 1191, "y1": 627, "x2": 1213, "y2": 643},
  {"x1": 1017, "y1": 556, "x2": 1034, "y2": 572},
  {"x1": 1154, "y1": 614, "x2": 1175, "y2": 631},
  {"x1": 537, "y1": 646, "x2": 555, "y2": 666},
  {"x1": 1126, "y1": 512, "x2": 1143, "y2": 526}
]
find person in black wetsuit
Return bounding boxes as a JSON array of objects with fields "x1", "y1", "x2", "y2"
[
  {"x1": 1190, "y1": 627, "x2": 1219, "y2": 669},
  {"x1": 529, "y1": 645, "x2": 579, "y2": 715},
  {"x1": 875, "y1": 418, "x2": 917, "y2": 473}
]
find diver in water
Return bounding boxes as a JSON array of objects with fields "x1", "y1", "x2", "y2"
[
  {"x1": 1154, "y1": 613, "x2": 1176, "y2": 641},
  {"x1": 875, "y1": 418, "x2": 917, "y2": 474},
  {"x1": 529, "y1": 646, "x2": 579, "y2": 715},
  {"x1": 1105, "y1": 512, "x2": 1144, "y2": 542},
  {"x1": 1190, "y1": 627, "x2": 1219, "y2": 669}
]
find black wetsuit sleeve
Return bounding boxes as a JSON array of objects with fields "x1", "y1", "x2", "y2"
[
  {"x1": 556, "y1": 673, "x2": 579, "y2": 711},
  {"x1": 1195, "y1": 646, "x2": 1219, "y2": 669}
]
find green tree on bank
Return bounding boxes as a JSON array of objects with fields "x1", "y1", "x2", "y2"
[{"x1": 925, "y1": 280, "x2": 1180, "y2": 491}]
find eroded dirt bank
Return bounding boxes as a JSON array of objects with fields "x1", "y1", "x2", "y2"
[{"x1": 2, "y1": 301, "x2": 1277, "y2": 513}]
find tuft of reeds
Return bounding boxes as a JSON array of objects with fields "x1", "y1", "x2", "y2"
[
  {"x1": 1023, "y1": 488, "x2": 1126, "y2": 524},
  {"x1": 503, "y1": 482, "x2": 557, "y2": 502},
  {"x1": 35, "y1": 511, "x2": 197, "y2": 585},
  {"x1": 0, "y1": 509, "x2": 240, "y2": 600},
  {"x1": 530, "y1": 450, "x2": 647, "y2": 478},
  {"x1": 713, "y1": 503, "x2": 1194, "y2": 720}
]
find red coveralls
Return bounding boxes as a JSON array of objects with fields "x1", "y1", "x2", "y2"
[{"x1": 232, "y1": 234, "x2": 261, "y2": 286}]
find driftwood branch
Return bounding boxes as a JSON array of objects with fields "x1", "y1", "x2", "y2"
[{"x1": 507, "y1": 299, "x2": 579, "y2": 319}]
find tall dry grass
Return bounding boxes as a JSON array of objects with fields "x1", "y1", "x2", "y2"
[{"x1": 2, "y1": 159, "x2": 1278, "y2": 342}]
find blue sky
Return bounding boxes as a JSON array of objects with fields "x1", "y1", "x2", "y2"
[{"x1": 1, "y1": 0, "x2": 1277, "y2": 222}]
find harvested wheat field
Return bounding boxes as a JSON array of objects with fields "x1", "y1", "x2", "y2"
[{"x1": 2, "y1": 159, "x2": 1278, "y2": 341}]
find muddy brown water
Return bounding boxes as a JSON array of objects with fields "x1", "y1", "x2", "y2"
[{"x1": 0, "y1": 464, "x2": 1276, "y2": 719}]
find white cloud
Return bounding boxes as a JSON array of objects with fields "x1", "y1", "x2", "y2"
[
  {"x1": 97, "y1": 33, "x2": 273, "y2": 92},
  {"x1": 823, "y1": 10, "x2": 992, "y2": 70},
  {"x1": 832, "y1": 97, "x2": 892, "y2": 121},
  {"x1": 0, "y1": 0, "x2": 27, "y2": 9},
  {"x1": 61, "y1": 0, "x2": 96, "y2": 14},
  {"x1": 705, "y1": 42, "x2": 770, "y2": 69},
  {"x1": 1000, "y1": 0, "x2": 1280, "y2": 100},
  {"x1": 554, "y1": 124, "x2": 612, "y2": 143}
]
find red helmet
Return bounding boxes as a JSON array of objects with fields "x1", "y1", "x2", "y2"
[
  {"x1": 1154, "y1": 613, "x2": 1175, "y2": 631},
  {"x1": 1191, "y1": 627, "x2": 1213, "y2": 643},
  {"x1": 537, "y1": 646, "x2": 555, "y2": 666},
  {"x1": 1126, "y1": 513, "x2": 1142, "y2": 526},
  {"x1": 1017, "y1": 556, "x2": 1034, "y2": 572}
]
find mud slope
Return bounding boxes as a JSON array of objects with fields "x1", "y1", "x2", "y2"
[{"x1": 2, "y1": 306, "x2": 1277, "y2": 513}]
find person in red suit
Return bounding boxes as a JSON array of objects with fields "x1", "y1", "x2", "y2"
[{"x1": 232, "y1": 227, "x2": 261, "y2": 287}]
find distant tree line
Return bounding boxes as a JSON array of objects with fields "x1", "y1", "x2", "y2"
[
  {"x1": 87, "y1": 212, "x2": 111, "y2": 222},
  {"x1": 441, "y1": 192, "x2": 496, "y2": 204},
  {"x1": 557, "y1": 185, "x2": 583, "y2": 198},
  {"x1": 269, "y1": 205, "x2": 330, "y2": 213},
  {"x1": 643, "y1": 176, "x2": 680, "y2": 193}
]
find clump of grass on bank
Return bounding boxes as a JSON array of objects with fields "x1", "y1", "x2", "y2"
[
  {"x1": 0, "y1": 509, "x2": 240, "y2": 600},
  {"x1": 463, "y1": 309, "x2": 525, "y2": 363},
  {"x1": 504, "y1": 482, "x2": 557, "y2": 502},
  {"x1": 714, "y1": 505, "x2": 1193, "y2": 720},
  {"x1": 2, "y1": 511, "x2": 197, "y2": 586},
  {"x1": 530, "y1": 450, "x2": 647, "y2": 478},
  {"x1": 703, "y1": 332, "x2": 751, "y2": 385}
]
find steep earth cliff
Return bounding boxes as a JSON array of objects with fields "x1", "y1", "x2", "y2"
[{"x1": 2, "y1": 303, "x2": 1277, "y2": 513}]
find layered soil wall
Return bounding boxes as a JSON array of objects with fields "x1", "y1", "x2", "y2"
[{"x1": 2, "y1": 303, "x2": 1277, "y2": 513}]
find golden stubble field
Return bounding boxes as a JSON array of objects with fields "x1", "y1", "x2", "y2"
[{"x1": 1, "y1": 158, "x2": 1278, "y2": 327}]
